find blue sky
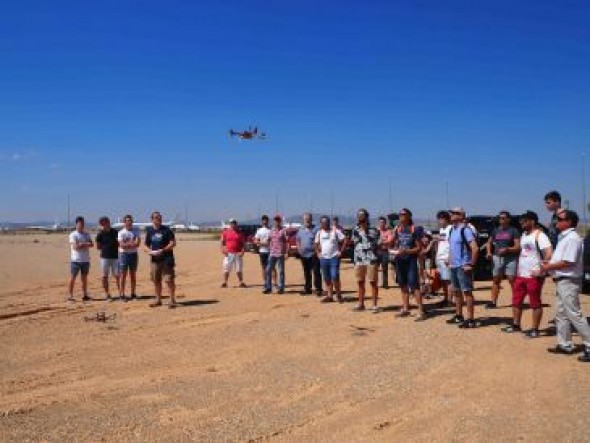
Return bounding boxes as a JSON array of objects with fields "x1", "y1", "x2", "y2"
[{"x1": 1, "y1": 0, "x2": 589, "y2": 223}]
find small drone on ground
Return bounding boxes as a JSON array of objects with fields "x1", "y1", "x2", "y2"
[
  {"x1": 84, "y1": 311, "x2": 117, "y2": 323},
  {"x1": 228, "y1": 126, "x2": 267, "y2": 140}
]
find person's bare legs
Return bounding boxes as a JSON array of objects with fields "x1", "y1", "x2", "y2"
[
  {"x1": 512, "y1": 306, "x2": 523, "y2": 327},
  {"x1": 102, "y1": 275, "x2": 110, "y2": 296},
  {"x1": 67, "y1": 275, "x2": 76, "y2": 299},
  {"x1": 167, "y1": 279, "x2": 176, "y2": 305},
  {"x1": 454, "y1": 290, "x2": 463, "y2": 317},
  {"x1": 81, "y1": 274, "x2": 89, "y2": 298},
  {"x1": 237, "y1": 271, "x2": 244, "y2": 284},
  {"x1": 532, "y1": 307, "x2": 543, "y2": 330},
  {"x1": 223, "y1": 271, "x2": 230, "y2": 285},
  {"x1": 154, "y1": 281, "x2": 163, "y2": 304},
  {"x1": 464, "y1": 292, "x2": 474, "y2": 320},
  {"x1": 357, "y1": 281, "x2": 365, "y2": 308},
  {"x1": 401, "y1": 287, "x2": 410, "y2": 312},
  {"x1": 120, "y1": 270, "x2": 128, "y2": 296},
  {"x1": 414, "y1": 288, "x2": 424, "y2": 316},
  {"x1": 334, "y1": 280, "x2": 342, "y2": 299},
  {"x1": 130, "y1": 270, "x2": 137, "y2": 295},
  {"x1": 325, "y1": 281, "x2": 334, "y2": 299},
  {"x1": 491, "y1": 275, "x2": 502, "y2": 304},
  {"x1": 370, "y1": 281, "x2": 378, "y2": 308}
]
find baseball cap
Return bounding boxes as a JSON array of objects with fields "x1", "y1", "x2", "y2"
[
  {"x1": 520, "y1": 210, "x2": 538, "y2": 223},
  {"x1": 450, "y1": 207, "x2": 465, "y2": 214},
  {"x1": 228, "y1": 218, "x2": 237, "y2": 224}
]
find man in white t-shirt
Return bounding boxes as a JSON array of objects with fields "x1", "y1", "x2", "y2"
[
  {"x1": 254, "y1": 215, "x2": 276, "y2": 287},
  {"x1": 435, "y1": 210, "x2": 452, "y2": 305},
  {"x1": 118, "y1": 214, "x2": 141, "y2": 301},
  {"x1": 68, "y1": 216, "x2": 94, "y2": 302},
  {"x1": 502, "y1": 211, "x2": 552, "y2": 338},
  {"x1": 315, "y1": 216, "x2": 346, "y2": 303},
  {"x1": 541, "y1": 210, "x2": 590, "y2": 362}
]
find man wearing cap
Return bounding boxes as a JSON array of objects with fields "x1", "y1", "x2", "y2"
[
  {"x1": 544, "y1": 190, "x2": 562, "y2": 249},
  {"x1": 220, "y1": 218, "x2": 247, "y2": 288},
  {"x1": 501, "y1": 211, "x2": 552, "y2": 337},
  {"x1": 485, "y1": 211, "x2": 521, "y2": 309},
  {"x1": 435, "y1": 210, "x2": 452, "y2": 306},
  {"x1": 96, "y1": 216, "x2": 121, "y2": 301},
  {"x1": 541, "y1": 210, "x2": 590, "y2": 362},
  {"x1": 296, "y1": 213, "x2": 322, "y2": 295},
  {"x1": 264, "y1": 215, "x2": 288, "y2": 294},
  {"x1": 446, "y1": 207, "x2": 479, "y2": 328}
]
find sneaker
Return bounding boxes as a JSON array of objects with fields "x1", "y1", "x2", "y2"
[
  {"x1": 66, "y1": 296, "x2": 75, "y2": 303},
  {"x1": 120, "y1": 295, "x2": 128, "y2": 302},
  {"x1": 315, "y1": 290, "x2": 323, "y2": 297},
  {"x1": 523, "y1": 329, "x2": 540, "y2": 339},
  {"x1": 336, "y1": 294, "x2": 344, "y2": 303},
  {"x1": 82, "y1": 295, "x2": 91, "y2": 302},
  {"x1": 105, "y1": 295, "x2": 113, "y2": 302},
  {"x1": 277, "y1": 289, "x2": 285, "y2": 295},
  {"x1": 299, "y1": 290, "x2": 312, "y2": 296},
  {"x1": 458, "y1": 319, "x2": 477, "y2": 329},
  {"x1": 370, "y1": 306, "x2": 381, "y2": 314},
  {"x1": 220, "y1": 282, "x2": 228, "y2": 288},
  {"x1": 239, "y1": 282, "x2": 247, "y2": 288},
  {"x1": 578, "y1": 350, "x2": 590, "y2": 363},
  {"x1": 149, "y1": 301, "x2": 163, "y2": 308},
  {"x1": 446, "y1": 315, "x2": 464, "y2": 324},
  {"x1": 168, "y1": 302, "x2": 178, "y2": 309},
  {"x1": 262, "y1": 289, "x2": 272, "y2": 295},
  {"x1": 547, "y1": 345, "x2": 574, "y2": 355},
  {"x1": 395, "y1": 310, "x2": 411, "y2": 318},
  {"x1": 414, "y1": 312, "x2": 427, "y2": 322},
  {"x1": 501, "y1": 324, "x2": 522, "y2": 333},
  {"x1": 352, "y1": 305, "x2": 365, "y2": 312},
  {"x1": 321, "y1": 296, "x2": 334, "y2": 303},
  {"x1": 485, "y1": 301, "x2": 497, "y2": 309},
  {"x1": 130, "y1": 293, "x2": 137, "y2": 300}
]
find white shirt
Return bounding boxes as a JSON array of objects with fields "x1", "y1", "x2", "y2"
[
  {"x1": 315, "y1": 228, "x2": 345, "y2": 259},
  {"x1": 518, "y1": 229, "x2": 551, "y2": 278},
  {"x1": 118, "y1": 227, "x2": 141, "y2": 254},
  {"x1": 69, "y1": 230, "x2": 92, "y2": 262},
  {"x1": 436, "y1": 225, "x2": 451, "y2": 261},
  {"x1": 550, "y1": 228, "x2": 583, "y2": 278},
  {"x1": 254, "y1": 226, "x2": 271, "y2": 254}
]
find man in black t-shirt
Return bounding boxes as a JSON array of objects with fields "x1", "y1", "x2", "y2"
[
  {"x1": 96, "y1": 216, "x2": 120, "y2": 301},
  {"x1": 144, "y1": 211, "x2": 177, "y2": 308},
  {"x1": 485, "y1": 211, "x2": 521, "y2": 309}
]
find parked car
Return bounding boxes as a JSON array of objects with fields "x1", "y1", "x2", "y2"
[
  {"x1": 341, "y1": 228, "x2": 354, "y2": 262},
  {"x1": 286, "y1": 227, "x2": 300, "y2": 258},
  {"x1": 235, "y1": 224, "x2": 260, "y2": 253}
]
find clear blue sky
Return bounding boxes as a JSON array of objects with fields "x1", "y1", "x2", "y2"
[{"x1": 1, "y1": 0, "x2": 589, "y2": 223}]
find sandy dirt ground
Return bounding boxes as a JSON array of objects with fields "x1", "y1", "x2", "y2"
[{"x1": 0, "y1": 232, "x2": 589, "y2": 442}]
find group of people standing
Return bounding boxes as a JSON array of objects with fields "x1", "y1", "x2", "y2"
[
  {"x1": 220, "y1": 191, "x2": 590, "y2": 363},
  {"x1": 67, "y1": 211, "x2": 178, "y2": 308}
]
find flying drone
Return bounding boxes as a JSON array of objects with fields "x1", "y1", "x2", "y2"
[{"x1": 228, "y1": 126, "x2": 268, "y2": 140}]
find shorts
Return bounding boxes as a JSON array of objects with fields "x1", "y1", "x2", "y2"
[
  {"x1": 100, "y1": 258, "x2": 119, "y2": 277},
  {"x1": 436, "y1": 259, "x2": 450, "y2": 281},
  {"x1": 119, "y1": 253, "x2": 138, "y2": 272},
  {"x1": 395, "y1": 257, "x2": 419, "y2": 291},
  {"x1": 354, "y1": 263, "x2": 378, "y2": 283},
  {"x1": 320, "y1": 257, "x2": 340, "y2": 283},
  {"x1": 512, "y1": 276, "x2": 544, "y2": 309},
  {"x1": 493, "y1": 256, "x2": 517, "y2": 278},
  {"x1": 150, "y1": 261, "x2": 175, "y2": 283},
  {"x1": 223, "y1": 253, "x2": 243, "y2": 273},
  {"x1": 70, "y1": 261, "x2": 90, "y2": 277},
  {"x1": 450, "y1": 267, "x2": 473, "y2": 293},
  {"x1": 259, "y1": 252, "x2": 270, "y2": 269}
]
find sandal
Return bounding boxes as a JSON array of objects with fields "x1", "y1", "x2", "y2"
[
  {"x1": 353, "y1": 305, "x2": 365, "y2": 311},
  {"x1": 395, "y1": 310, "x2": 411, "y2": 318},
  {"x1": 149, "y1": 301, "x2": 163, "y2": 308}
]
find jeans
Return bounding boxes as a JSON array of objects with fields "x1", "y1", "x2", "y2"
[
  {"x1": 265, "y1": 256, "x2": 285, "y2": 291},
  {"x1": 376, "y1": 250, "x2": 390, "y2": 287},
  {"x1": 301, "y1": 256, "x2": 322, "y2": 292},
  {"x1": 319, "y1": 257, "x2": 340, "y2": 283}
]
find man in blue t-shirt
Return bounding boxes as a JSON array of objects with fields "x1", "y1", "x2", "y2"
[
  {"x1": 144, "y1": 211, "x2": 177, "y2": 308},
  {"x1": 446, "y1": 207, "x2": 479, "y2": 328}
]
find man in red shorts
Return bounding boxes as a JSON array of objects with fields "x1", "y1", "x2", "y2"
[{"x1": 502, "y1": 211, "x2": 552, "y2": 337}]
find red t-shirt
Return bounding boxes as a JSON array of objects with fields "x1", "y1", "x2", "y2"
[{"x1": 222, "y1": 228, "x2": 245, "y2": 253}]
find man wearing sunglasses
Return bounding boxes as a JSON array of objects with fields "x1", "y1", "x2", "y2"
[
  {"x1": 446, "y1": 207, "x2": 479, "y2": 328},
  {"x1": 541, "y1": 210, "x2": 590, "y2": 362}
]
